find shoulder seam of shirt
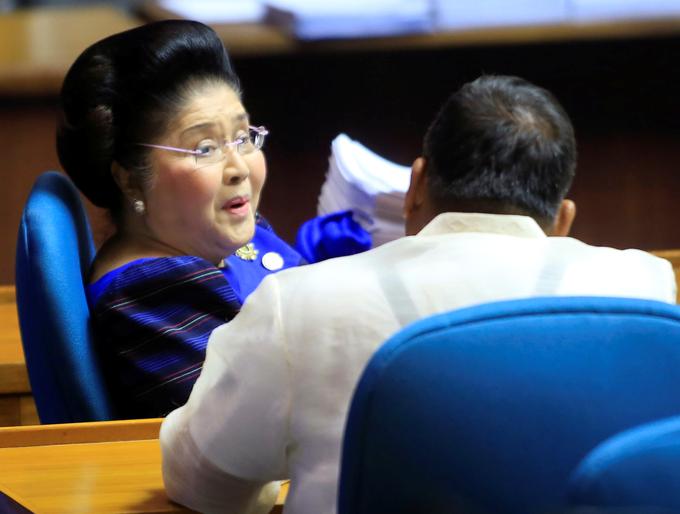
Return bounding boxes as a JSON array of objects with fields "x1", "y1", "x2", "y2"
[{"x1": 272, "y1": 274, "x2": 295, "y2": 477}]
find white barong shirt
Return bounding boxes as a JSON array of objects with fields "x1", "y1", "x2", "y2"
[{"x1": 161, "y1": 212, "x2": 676, "y2": 514}]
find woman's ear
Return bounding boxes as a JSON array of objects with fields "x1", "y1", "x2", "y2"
[
  {"x1": 111, "y1": 162, "x2": 143, "y2": 202},
  {"x1": 550, "y1": 199, "x2": 576, "y2": 236}
]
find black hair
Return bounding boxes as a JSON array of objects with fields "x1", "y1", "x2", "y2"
[
  {"x1": 57, "y1": 20, "x2": 241, "y2": 219},
  {"x1": 423, "y1": 75, "x2": 576, "y2": 225}
]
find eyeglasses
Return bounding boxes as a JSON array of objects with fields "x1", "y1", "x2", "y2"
[{"x1": 138, "y1": 125, "x2": 269, "y2": 169}]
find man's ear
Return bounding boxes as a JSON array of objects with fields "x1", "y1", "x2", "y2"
[
  {"x1": 550, "y1": 199, "x2": 576, "y2": 236},
  {"x1": 404, "y1": 157, "x2": 428, "y2": 219}
]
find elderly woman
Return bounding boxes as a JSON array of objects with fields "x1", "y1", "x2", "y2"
[{"x1": 57, "y1": 20, "x2": 304, "y2": 418}]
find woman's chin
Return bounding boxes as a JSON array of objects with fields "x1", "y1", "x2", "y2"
[{"x1": 222, "y1": 226, "x2": 256, "y2": 252}]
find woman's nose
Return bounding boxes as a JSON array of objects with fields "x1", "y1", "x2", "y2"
[{"x1": 222, "y1": 149, "x2": 250, "y2": 184}]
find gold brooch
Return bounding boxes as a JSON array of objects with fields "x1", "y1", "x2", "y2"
[{"x1": 235, "y1": 243, "x2": 259, "y2": 261}]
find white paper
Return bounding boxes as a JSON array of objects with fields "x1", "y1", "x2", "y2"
[
  {"x1": 569, "y1": 0, "x2": 680, "y2": 22},
  {"x1": 434, "y1": 0, "x2": 569, "y2": 30},
  {"x1": 318, "y1": 134, "x2": 410, "y2": 246},
  {"x1": 264, "y1": 0, "x2": 432, "y2": 39},
  {"x1": 157, "y1": 0, "x2": 266, "y2": 24}
]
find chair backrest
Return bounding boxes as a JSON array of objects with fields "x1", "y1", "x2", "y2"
[
  {"x1": 568, "y1": 414, "x2": 680, "y2": 513},
  {"x1": 15, "y1": 171, "x2": 113, "y2": 423},
  {"x1": 338, "y1": 296, "x2": 680, "y2": 514}
]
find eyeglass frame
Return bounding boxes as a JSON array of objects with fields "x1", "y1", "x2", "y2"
[{"x1": 136, "y1": 125, "x2": 269, "y2": 161}]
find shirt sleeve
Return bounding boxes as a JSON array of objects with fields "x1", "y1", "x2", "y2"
[
  {"x1": 662, "y1": 258, "x2": 677, "y2": 304},
  {"x1": 160, "y1": 274, "x2": 291, "y2": 512},
  {"x1": 640, "y1": 252, "x2": 678, "y2": 304}
]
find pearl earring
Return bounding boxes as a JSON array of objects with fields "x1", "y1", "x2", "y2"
[{"x1": 133, "y1": 199, "x2": 145, "y2": 215}]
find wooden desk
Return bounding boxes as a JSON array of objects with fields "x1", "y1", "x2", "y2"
[
  {"x1": 0, "y1": 286, "x2": 36, "y2": 427},
  {"x1": 0, "y1": 419, "x2": 287, "y2": 513}
]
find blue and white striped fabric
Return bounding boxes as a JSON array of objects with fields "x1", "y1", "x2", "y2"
[
  {"x1": 86, "y1": 217, "x2": 304, "y2": 419},
  {"x1": 88, "y1": 255, "x2": 241, "y2": 418}
]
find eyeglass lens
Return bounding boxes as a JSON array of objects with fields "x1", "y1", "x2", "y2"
[{"x1": 194, "y1": 127, "x2": 266, "y2": 169}]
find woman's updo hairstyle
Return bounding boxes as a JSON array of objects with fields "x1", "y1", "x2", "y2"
[{"x1": 57, "y1": 20, "x2": 240, "y2": 218}]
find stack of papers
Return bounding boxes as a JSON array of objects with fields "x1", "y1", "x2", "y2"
[
  {"x1": 264, "y1": 0, "x2": 433, "y2": 40},
  {"x1": 155, "y1": 0, "x2": 266, "y2": 24},
  {"x1": 434, "y1": 0, "x2": 568, "y2": 31},
  {"x1": 569, "y1": 0, "x2": 680, "y2": 22},
  {"x1": 318, "y1": 134, "x2": 411, "y2": 247},
  {"x1": 154, "y1": 0, "x2": 680, "y2": 38}
]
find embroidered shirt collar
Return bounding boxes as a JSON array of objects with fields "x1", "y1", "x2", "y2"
[{"x1": 417, "y1": 212, "x2": 547, "y2": 239}]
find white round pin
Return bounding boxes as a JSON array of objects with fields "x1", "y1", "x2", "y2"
[{"x1": 262, "y1": 251, "x2": 284, "y2": 271}]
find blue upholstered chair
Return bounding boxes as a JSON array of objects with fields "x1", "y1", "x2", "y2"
[
  {"x1": 338, "y1": 296, "x2": 680, "y2": 514},
  {"x1": 567, "y1": 415, "x2": 680, "y2": 514},
  {"x1": 15, "y1": 171, "x2": 113, "y2": 423}
]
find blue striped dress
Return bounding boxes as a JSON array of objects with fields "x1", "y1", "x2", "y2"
[{"x1": 87, "y1": 223, "x2": 303, "y2": 418}]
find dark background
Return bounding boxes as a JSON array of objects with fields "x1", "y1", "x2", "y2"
[{"x1": 232, "y1": 35, "x2": 680, "y2": 249}]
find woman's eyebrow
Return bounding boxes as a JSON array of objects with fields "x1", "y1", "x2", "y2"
[
  {"x1": 180, "y1": 122, "x2": 218, "y2": 137},
  {"x1": 179, "y1": 113, "x2": 249, "y2": 138}
]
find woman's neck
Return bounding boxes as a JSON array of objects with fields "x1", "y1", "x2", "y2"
[{"x1": 88, "y1": 230, "x2": 191, "y2": 283}]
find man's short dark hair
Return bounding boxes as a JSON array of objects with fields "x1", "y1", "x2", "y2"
[{"x1": 423, "y1": 75, "x2": 576, "y2": 225}]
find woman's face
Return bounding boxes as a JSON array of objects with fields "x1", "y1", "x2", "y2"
[{"x1": 140, "y1": 82, "x2": 267, "y2": 263}]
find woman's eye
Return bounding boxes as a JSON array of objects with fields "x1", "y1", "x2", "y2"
[
  {"x1": 234, "y1": 131, "x2": 250, "y2": 145},
  {"x1": 195, "y1": 141, "x2": 219, "y2": 156}
]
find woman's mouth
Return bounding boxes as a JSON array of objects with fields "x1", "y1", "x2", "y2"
[{"x1": 223, "y1": 196, "x2": 250, "y2": 217}]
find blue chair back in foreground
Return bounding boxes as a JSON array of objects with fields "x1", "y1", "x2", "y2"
[
  {"x1": 15, "y1": 171, "x2": 113, "y2": 423},
  {"x1": 568, "y1": 414, "x2": 680, "y2": 514},
  {"x1": 338, "y1": 296, "x2": 680, "y2": 514}
]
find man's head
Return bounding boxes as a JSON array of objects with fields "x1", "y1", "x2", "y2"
[{"x1": 404, "y1": 75, "x2": 577, "y2": 236}]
